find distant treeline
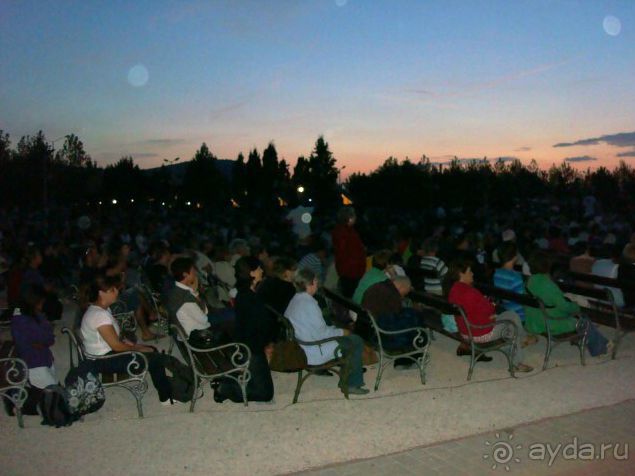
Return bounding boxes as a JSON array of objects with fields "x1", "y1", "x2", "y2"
[{"x1": 1, "y1": 130, "x2": 634, "y2": 213}]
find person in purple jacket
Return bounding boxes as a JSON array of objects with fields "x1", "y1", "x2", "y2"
[{"x1": 10, "y1": 285, "x2": 58, "y2": 389}]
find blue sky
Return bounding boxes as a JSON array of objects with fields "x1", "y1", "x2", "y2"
[{"x1": 1, "y1": 0, "x2": 634, "y2": 172}]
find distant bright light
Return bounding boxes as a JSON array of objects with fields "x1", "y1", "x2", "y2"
[
  {"x1": 186, "y1": 201, "x2": 191, "y2": 206},
  {"x1": 297, "y1": 186, "x2": 305, "y2": 193},
  {"x1": 130, "y1": 199, "x2": 134, "y2": 203},
  {"x1": 98, "y1": 201, "x2": 102, "y2": 205},
  {"x1": 308, "y1": 198, "x2": 313, "y2": 202},
  {"x1": 112, "y1": 199, "x2": 118, "y2": 205},
  {"x1": 127, "y1": 64, "x2": 149, "y2": 87},
  {"x1": 301, "y1": 212, "x2": 312, "y2": 224},
  {"x1": 603, "y1": 15, "x2": 621, "y2": 36},
  {"x1": 161, "y1": 202, "x2": 166, "y2": 206}
]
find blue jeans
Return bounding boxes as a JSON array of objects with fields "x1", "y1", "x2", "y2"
[
  {"x1": 581, "y1": 318, "x2": 608, "y2": 357},
  {"x1": 336, "y1": 334, "x2": 365, "y2": 389}
]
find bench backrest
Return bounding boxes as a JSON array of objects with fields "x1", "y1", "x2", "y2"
[
  {"x1": 62, "y1": 327, "x2": 87, "y2": 367},
  {"x1": 322, "y1": 287, "x2": 383, "y2": 347},
  {"x1": 408, "y1": 290, "x2": 475, "y2": 341},
  {"x1": 556, "y1": 280, "x2": 613, "y2": 303},
  {"x1": 567, "y1": 271, "x2": 635, "y2": 293},
  {"x1": 264, "y1": 305, "x2": 296, "y2": 341},
  {"x1": 475, "y1": 282, "x2": 542, "y2": 309}
]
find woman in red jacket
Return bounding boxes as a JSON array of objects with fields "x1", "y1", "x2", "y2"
[
  {"x1": 444, "y1": 259, "x2": 533, "y2": 373},
  {"x1": 331, "y1": 207, "x2": 366, "y2": 298}
]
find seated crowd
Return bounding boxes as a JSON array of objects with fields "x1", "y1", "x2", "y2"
[{"x1": 2, "y1": 196, "x2": 635, "y2": 417}]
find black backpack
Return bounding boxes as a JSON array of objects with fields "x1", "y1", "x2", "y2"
[
  {"x1": 39, "y1": 385, "x2": 76, "y2": 428},
  {"x1": 64, "y1": 360, "x2": 106, "y2": 417},
  {"x1": 161, "y1": 353, "x2": 195, "y2": 403}
]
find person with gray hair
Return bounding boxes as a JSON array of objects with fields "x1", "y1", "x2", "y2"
[
  {"x1": 361, "y1": 275, "x2": 428, "y2": 370},
  {"x1": 284, "y1": 268, "x2": 369, "y2": 395}
]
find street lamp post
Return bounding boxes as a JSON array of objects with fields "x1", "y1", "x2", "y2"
[
  {"x1": 338, "y1": 165, "x2": 347, "y2": 186},
  {"x1": 44, "y1": 135, "x2": 67, "y2": 209}
]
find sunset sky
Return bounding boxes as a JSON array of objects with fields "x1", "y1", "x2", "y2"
[{"x1": 1, "y1": 0, "x2": 634, "y2": 174}]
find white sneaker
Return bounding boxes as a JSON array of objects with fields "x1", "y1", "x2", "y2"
[{"x1": 161, "y1": 399, "x2": 185, "y2": 407}]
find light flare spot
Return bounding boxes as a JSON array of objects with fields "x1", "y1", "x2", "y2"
[
  {"x1": 301, "y1": 213, "x2": 312, "y2": 224},
  {"x1": 603, "y1": 15, "x2": 621, "y2": 36},
  {"x1": 127, "y1": 64, "x2": 149, "y2": 87}
]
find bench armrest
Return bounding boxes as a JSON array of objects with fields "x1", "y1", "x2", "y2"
[
  {"x1": 85, "y1": 350, "x2": 149, "y2": 378},
  {"x1": 0, "y1": 357, "x2": 28, "y2": 387},
  {"x1": 189, "y1": 342, "x2": 251, "y2": 367},
  {"x1": 170, "y1": 324, "x2": 251, "y2": 369},
  {"x1": 295, "y1": 335, "x2": 342, "y2": 347}
]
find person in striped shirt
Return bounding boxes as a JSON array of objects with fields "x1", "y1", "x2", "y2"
[{"x1": 419, "y1": 238, "x2": 448, "y2": 296}]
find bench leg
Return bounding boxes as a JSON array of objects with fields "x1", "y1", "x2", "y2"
[
  {"x1": 122, "y1": 382, "x2": 146, "y2": 418},
  {"x1": 374, "y1": 355, "x2": 385, "y2": 391},
  {"x1": 418, "y1": 350, "x2": 430, "y2": 385},
  {"x1": 579, "y1": 339, "x2": 586, "y2": 367},
  {"x1": 134, "y1": 393, "x2": 144, "y2": 418},
  {"x1": 467, "y1": 353, "x2": 475, "y2": 381},
  {"x1": 542, "y1": 339, "x2": 552, "y2": 371},
  {"x1": 189, "y1": 376, "x2": 199, "y2": 413},
  {"x1": 239, "y1": 372, "x2": 249, "y2": 407},
  {"x1": 15, "y1": 408, "x2": 24, "y2": 428},
  {"x1": 293, "y1": 370, "x2": 304, "y2": 404},
  {"x1": 505, "y1": 349, "x2": 516, "y2": 378}
]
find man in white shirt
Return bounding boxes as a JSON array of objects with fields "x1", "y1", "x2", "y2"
[{"x1": 165, "y1": 257, "x2": 234, "y2": 337}]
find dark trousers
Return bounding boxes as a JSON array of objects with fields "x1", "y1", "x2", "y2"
[
  {"x1": 337, "y1": 334, "x2": 365, "y2": 388},
  {"x1": 92, "y1": 352, "x2": 172, "y2": 402},
  {"x1": 216, "y1": 352, "x2": 273, "y2": 402},
  {"x1": 339, "y1": 277, "x2": 360, "y2": 299}
]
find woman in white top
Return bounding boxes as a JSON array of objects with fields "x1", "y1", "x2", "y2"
[{"x1": 80, "y1": 274, "x2": 175, "y2": 405}]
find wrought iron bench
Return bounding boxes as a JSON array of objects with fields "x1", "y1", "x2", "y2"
[
  {"x1": 167, "y1": 323, "x2": 251, "y2": 411},
  {"x1": 563, "y1": 272, "x2": 635, "y2": 359},
  {"x1": 409, "y1": 290, "x2": 519, "y2": 380},
  {"x1": 62, "y1": 327, "x2": 149, "y2": 418},
  {"x1": 135, "y1": 269, "x2": 170, "y2": 336},
  {"x1": 475, "y1": 283, "x2": 588, "y2": 370},
  {"x1": 0, "y1": 339, "x2": 28, "y2": 428},
  {"x1": 322, "y1": 287, "x2": 430, "y2": 391},
  {"x1": 557, "y1": 276, "x2": 624, "y2": 359},
  {"x1": 265, "y1": 305, "x2": 352, "y2": 403}
]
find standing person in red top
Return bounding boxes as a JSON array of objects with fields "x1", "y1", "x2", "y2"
[
  {"x1": 332, "y1": 207, "x2": 366, "y2": 298},
  {"x1": 444, "y1": 259, "x2": 533, "y2": 373}
]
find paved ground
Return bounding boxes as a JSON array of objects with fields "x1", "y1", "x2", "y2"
[
  {"x1": 3, "y1": 295, "x2": 635, "y2": 475},
  {"x1": 294, "y1": 399, "x2": 635, "y2": 476}
]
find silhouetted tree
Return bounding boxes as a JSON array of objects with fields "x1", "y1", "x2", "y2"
[
  {"x1": 14, "y1": 131, "x2": 52, "y2": 206},
  {"x1": 182, "y1": 143, "x2": 228, "y2": 207},
  {"x1": 102, "y1": 157, "x2": 146, "y2": 202},
  {"x1": 55, "y1": 134, "x2": 93, "y2": 167}
]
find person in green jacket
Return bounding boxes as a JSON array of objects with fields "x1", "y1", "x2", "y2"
[
  {"x1": 352, "y1": 249, "x2": 393, "y2": 304},
  {"x1": 525, "y1": 251, "x2": 611, "y2": 357}
]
